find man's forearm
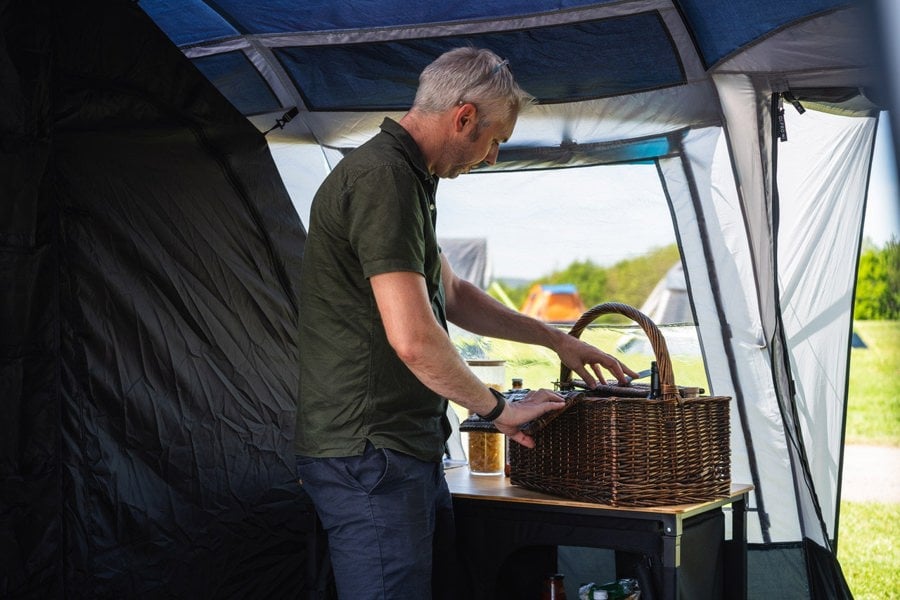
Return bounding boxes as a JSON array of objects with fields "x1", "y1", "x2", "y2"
[
  {"x1": 445, "y1": 277, "x2": 566, "y2": 349},
  {"x1": 444, "y1": 277, "x2": 635, "y2": 387},
  {"x1": 371, "y1": 271, "x2": 502, "y2": 416}
]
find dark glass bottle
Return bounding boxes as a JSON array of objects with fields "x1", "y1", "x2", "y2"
[
  {"x1": 541, "y1": 573, "x2": 567, "y2": 599},
  {"x1": 648, "y1": 361, "x2": 660, "y2": 399}
]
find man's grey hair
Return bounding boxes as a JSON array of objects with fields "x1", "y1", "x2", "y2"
[{"x1": 413, "y1": 47, "x2": 534, "y2": 125}]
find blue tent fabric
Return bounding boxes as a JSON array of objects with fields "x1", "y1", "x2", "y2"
[
  {"x1": 141, "y1": 0, "x2": 850, "y2": 56},
  {"x1": 275, "y1": 14, "x2": 684, "y2": 111},
  {"x1": 677, "y1": 0, "x2": 851, "y2": 67},
  {"x1": 144, "y1": 0, "x2": 620, "y2": 41},
  {"x1": 139, "y1": 0, "x2": 863, "y2": 116},
  {"x1": 192, "y1": 52, "x2": 282, "y2": 115},
  {"x1": 3, "y1": 0, "x2": 890, "y2": 598}
]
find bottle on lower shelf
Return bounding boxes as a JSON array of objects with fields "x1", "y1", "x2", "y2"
[{"x1": 541, "y1": 573, "x2": 567, "y2": 599}]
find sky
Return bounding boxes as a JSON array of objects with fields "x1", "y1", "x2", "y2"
[
  {"x1": 864, "y1": 116, "x2": 900, "y2": 246},
  {"x1": 437, "y1": 117, "x2": 899, "y2": 281},
  {"x1": 437, "y1": 162, "x2": 676, "y2": 280}
]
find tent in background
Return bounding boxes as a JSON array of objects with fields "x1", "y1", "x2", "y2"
[
  {"x1": 520, "y1": 283, "x2": 589, "y2": 323},
  {"x1": 614, "y1": 262, "x2": 703, "y2": 356},
  {"x1": 640, "y1": 263, "x2": 693, "y2": 326},
  {"x1": 440, "y1": 238, "x2": 492, "y2": 290},
  {"x1": 3, "y1": 0, "x2": 896, "y2": 598}
]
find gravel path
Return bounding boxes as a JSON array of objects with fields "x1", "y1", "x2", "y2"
[{"x1": 841, "y1": 444, "x2": 900, "y2": 503}]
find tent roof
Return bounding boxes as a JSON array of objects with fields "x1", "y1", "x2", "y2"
[
  {"x1": 144, "y1": 0, "x2": 850, "y2": 69},
  {"x1": 140, "y1": 0, "x2": 881, "y2": 170}
]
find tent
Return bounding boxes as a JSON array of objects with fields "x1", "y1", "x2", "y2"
[
  {"x1": 520, "y1": 283, "x2": 589, "y2": 323},
  {"x1": 440, "y1": 238, "x2": 492, "y2": 290},
  {"x1": 640, "y1": 263, "x2": 693, "y2": 326},
  {"x1": 3, "y1": 0, "x2": 896, "y2": 598},
  {"x1": 615, "y1": 262, "x2": 702, "y2": 356}
]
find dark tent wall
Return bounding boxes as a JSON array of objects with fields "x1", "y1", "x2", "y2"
[{"x1": 2, "y1": 1, "x2": 311, "y2": 597}]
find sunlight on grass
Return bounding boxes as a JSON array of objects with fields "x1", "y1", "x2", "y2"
[
  {"x1": 845, "y1": 321, "x2": 900, "y2": 445},
  {"x1": 840, "y1": 321, "x2": 900, "y2": 599},
  {"x1": 838, "y1": 501, "x2": 900, "y2": 600}
]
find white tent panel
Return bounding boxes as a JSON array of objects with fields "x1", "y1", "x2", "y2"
[
  {"x1": 704, "y1": 129, "x2": 800, "y2": 544},
  {"x1": 713, "y1": 73, "x2": 780, "y2": 338},
  {"x1": 261, "y1": 140, "x2": 341, "y2": 226},
  {"x1": 662, "y1": 127, "x2": 802, "y2": 543},
  {"x1": 713, "y1": 72, "x2": 834, "y2": 548},
  {"x1": 777, "y1": 108, "x2": 876, "y2": 537}
]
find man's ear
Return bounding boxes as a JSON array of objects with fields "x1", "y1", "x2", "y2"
[{"x1": 454, "y1": 102, "x2": 477, "y2": 132}]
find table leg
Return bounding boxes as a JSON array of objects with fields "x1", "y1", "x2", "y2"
[
  {"x1": 659, "y1": 515, "x2": 680, "y2": 600},
  {"x1": 724, "y1": 494, "x2": 748, "y2": 600}
]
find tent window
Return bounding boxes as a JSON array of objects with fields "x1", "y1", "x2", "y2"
[{"x1": 438, "y1": 163, "x2": 706, "y2": 397}]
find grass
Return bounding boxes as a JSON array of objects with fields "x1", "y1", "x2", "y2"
[
  {"x1": 457, "y1": 320, "x2": 899, "y2": 598},
  {"x1": 839, "y1": 501, "x2": 900, "y2": 600},
  {"x1": 845, "y1": 321, "x2": 900, "y2": 445},
  {"x1": 840, "y1": 320, "x2": 899, "y2": 599}
]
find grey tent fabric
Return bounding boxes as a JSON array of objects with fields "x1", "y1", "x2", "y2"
[
  {"x1": 639, "y1": 262, "x2": 693, "y2": 325},
  {"x1": 2, "y1": 1, "x2": 311, "y2": 598},
  {"x1": 440, "y1": 238, "x2": 492, "y2": 290}
]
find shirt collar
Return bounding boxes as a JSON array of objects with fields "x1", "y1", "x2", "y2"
[{"x1": 379, "y1": 117, "x2": 434, "y2": 184}]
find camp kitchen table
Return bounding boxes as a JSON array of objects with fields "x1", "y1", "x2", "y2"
[{"x1": 445, "y1": 466, "x2": 752, "y2": 600}]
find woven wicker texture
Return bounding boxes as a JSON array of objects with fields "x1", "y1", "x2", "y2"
[{"x1": 509, "y1": 302, "x2": 731, "y2": 507}]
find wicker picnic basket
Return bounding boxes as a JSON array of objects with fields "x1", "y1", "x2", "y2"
[{"x1": 508, "y1": 302, "x2": 731, "y2": 507}]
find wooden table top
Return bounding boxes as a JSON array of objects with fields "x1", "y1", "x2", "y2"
[{"x1": 444, "y1": 465, "x2": 753, "y2": 518}]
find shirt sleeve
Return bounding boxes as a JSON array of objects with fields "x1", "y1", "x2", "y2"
[{"x1": 346, "y1": 164, "x2": 428, "y2": 279}]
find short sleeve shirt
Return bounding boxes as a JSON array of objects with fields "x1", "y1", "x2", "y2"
[{"x1": 295, "y1": 118, "x2": 450, "y2": 462}]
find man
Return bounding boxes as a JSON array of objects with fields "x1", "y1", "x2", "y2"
[{"x1": 296, "y1": 47, "x2": 637, "y2": 599}]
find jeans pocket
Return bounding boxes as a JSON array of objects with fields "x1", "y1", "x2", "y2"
[
  {"x1": 295, "y1": 455, "x2": 316, "y2": 484},
  {"x1": 340, "y1": 443, "x2": 390, "y2": 494}
]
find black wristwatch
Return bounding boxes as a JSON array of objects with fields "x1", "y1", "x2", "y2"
[{"x1": 477, "y1": 387, "x2": 507, "y2": 421}]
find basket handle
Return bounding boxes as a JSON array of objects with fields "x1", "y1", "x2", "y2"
[{"x1": 559, "y1": 302, "x2": 678, "y2": 398}]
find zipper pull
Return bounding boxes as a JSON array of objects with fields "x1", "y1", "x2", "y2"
[
  {"x1": 776, "y1": 94, "x2": 788, "y2": 142},
  {"x1": 783, "y1": 91, "x2": 806, "y2": 114}
]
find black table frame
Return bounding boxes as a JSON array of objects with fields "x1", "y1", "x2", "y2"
[{"x1": 446, "y1": 468, "x2": 749, "y2": 600}]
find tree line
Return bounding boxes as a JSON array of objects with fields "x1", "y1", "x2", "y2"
[
  {"x1": 493, "y1": 238, "x2": 897, "y2": 321},
  {"x1": 496, "y1": 244, "x2": 680, "y2": 322},
  {"x1": 854, "y1": 237, "x2": 899, "y2": 320}
]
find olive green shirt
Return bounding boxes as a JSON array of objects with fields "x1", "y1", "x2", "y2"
[{"x1": 295, "y1": 118, "x2": 450, "y2": 462}]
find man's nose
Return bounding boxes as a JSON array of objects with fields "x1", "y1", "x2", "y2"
[{"x1": 484, "y1": 145, "x2": 500, "y2": 166}]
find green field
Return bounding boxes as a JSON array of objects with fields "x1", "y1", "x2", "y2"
[
  {"x1": 845, "y1": 321, "x2": 900, "y2": 445},
  {"x1": 840, "y1": 501, "x2": 900, "y2": 600},
  {"x1": 841, "y1": 321, "x2": 899, "y2": 599}
]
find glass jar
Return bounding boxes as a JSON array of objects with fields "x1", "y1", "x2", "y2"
[
  {"x1": 467, "y1": 430, "x2": 505, "y2": 475},
  {"x1": 465, "y1": 360, "x2": 507, "y2": 476},
  {"x1": 466, "y1": 359, "x2": 506, "y2": 392}
]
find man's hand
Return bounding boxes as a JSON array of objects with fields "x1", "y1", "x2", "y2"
[
  {"x1": 554, "y1": 334, "x2": 639, "y2": 388},
  {"x1": 492, "y1": 389, "x2": 566, "y2": 448}
]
